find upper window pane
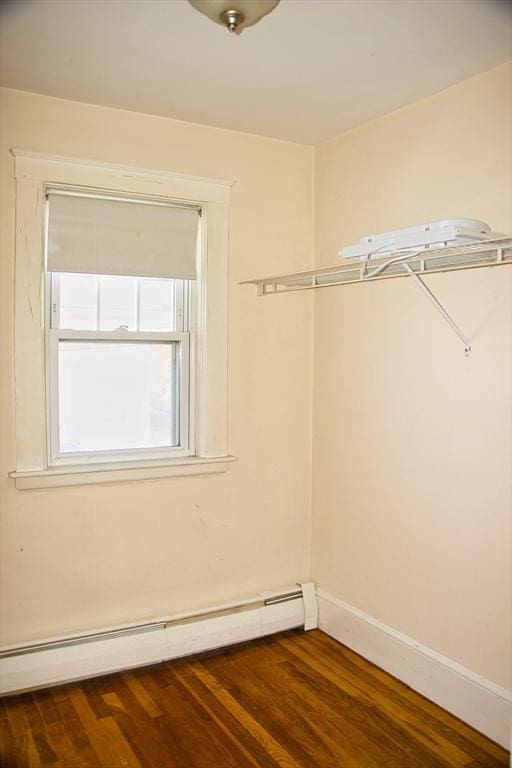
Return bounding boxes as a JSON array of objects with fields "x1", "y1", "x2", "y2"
[
  {"x1": 52, "y1": 273, "x2": 186, "y2": 331},
  {"x1": 99, "y1": 276, "x2": 137, "y2": 331},
  {"x1": 58, "y1": 274, "x2": 97, "y2": 330},
  {"x1": 139, "y1": 279, "x2": 175, "y2": 331}
]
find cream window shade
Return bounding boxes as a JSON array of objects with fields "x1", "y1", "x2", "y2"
[{"x1": 47, "y1": 192, "x2": 199, "y2": 279}]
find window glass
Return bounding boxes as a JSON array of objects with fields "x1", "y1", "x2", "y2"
[
  {"x1": 99, "y1": 276, "x2": 137, "y2": 331},
  {"x1": 139, "y1": 279, "x2": 175, "y2": 331},
  {"x1": 53, "y1": 273, "x2": 184, "y2": 332},
  {"x1": 58, "y1": 340, "x2": 179, "y2": 453},
  {"x1": 59, "y1": 274, "x2": 97, "y2": 330}
]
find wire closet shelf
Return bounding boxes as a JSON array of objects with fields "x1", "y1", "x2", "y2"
[
  {"x1": 241, "y1": 236, "x2": 511, "y2": 357},
  {"x1": 241, "y1": 237, "x2": 512, "y2": 296}
]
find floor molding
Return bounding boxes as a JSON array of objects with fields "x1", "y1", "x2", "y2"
[{"x1": 317, "y1": 589, "x2": 511, "y2": 749}]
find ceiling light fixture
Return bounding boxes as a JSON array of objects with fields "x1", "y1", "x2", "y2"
[{"x1": 188, "y1": 0, "x2": 280, "y2": 35}]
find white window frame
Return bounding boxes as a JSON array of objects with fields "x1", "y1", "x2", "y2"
[{"x1": 9, "y1": 151, "x2": 235, "y2": 489}]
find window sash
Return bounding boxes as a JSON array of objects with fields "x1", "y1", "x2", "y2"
[
  {"x1": 50, "y1": 273, "x2": 188, "y2": 333},
  {"x1": 47, "y1": 329, "x2": 192, "y2": 465}
]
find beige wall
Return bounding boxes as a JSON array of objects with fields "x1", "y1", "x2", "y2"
[
  {"x1": 1, "y1": 63, "x2": 510, "y2": 693},
  {"x1": 312, "y1": 63, "x2": 512, "y2": 689},
  {"x1": 0, "y1": 88, "x2": 314, "y2": 644}
]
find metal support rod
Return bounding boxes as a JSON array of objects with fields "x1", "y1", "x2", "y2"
[{"x1": 402, "y1": 263, "x2": 471, "y2": 356}]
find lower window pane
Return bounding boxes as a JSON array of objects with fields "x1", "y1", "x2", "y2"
[{"x1": 58, "y1": 341, "x2": 179, "y2": 453}]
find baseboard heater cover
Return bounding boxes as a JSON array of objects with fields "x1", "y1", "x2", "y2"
[{"x1": 0, "y1": 582, "x2": 317, "y2": 695}]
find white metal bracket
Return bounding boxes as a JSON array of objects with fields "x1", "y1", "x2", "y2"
[{"x1": 402, "y1": 263, "x2": 471, "y2": 356}]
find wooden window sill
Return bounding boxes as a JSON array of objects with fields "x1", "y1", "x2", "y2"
[{"x1": 9, "y1": 456, "x2": 237, "y2": 490}]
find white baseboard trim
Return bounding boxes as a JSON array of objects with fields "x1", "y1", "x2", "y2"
[
  {"x1": 317, "y1": 589, "x2": 512, "y2": 749},
  {"x1": 0, "y1": 583, "x2": 316, "y2": 695}
]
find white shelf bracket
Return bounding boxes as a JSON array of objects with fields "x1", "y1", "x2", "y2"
[{"x1": 402, "y1": 263, "x2": 471, "y2": 356}]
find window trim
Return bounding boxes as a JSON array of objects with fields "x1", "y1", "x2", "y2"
[{"x1": 9, "y1": 150, "x2": 235, "y2": 489}]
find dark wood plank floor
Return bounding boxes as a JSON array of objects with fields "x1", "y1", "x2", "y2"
[{"x1": 0, "y1": 629, "x2": 509, "y2": 767}]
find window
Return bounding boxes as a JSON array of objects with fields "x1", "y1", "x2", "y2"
[
  {"x1": 45, "y1": 190, "x2": 196, "y2": 464},
  {"x1": 10, "y1": 152, "x2": 233, "y2": 488}
]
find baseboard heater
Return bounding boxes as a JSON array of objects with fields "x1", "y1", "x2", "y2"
[{"x1": 0, "y1": 582, "x2": 317, "y2": 695}]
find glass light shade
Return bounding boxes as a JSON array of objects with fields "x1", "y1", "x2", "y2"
[{"x1": 188, "y1": 0, "x2": 279, "y2": 34}]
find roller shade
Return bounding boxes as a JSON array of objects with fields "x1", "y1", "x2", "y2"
[{"x1": 47, "y1": 192, "x2": 199, "y2": 279}]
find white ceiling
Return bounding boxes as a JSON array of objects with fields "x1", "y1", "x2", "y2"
[{"x1": 1, "y1": 0, "x2": 511, "y2": 144}]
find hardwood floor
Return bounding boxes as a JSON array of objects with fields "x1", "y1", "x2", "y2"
[{"x1": 0, "y1": 629, "x2": 509, "y2": 768}]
